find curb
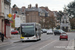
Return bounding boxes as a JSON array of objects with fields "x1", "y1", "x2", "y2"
[
  {"x1": 14, "y1": 40, "x2": 21, "y2": 43},
  {"x1": 0, "y1": 39, "x2": 20, "y2": 46}
]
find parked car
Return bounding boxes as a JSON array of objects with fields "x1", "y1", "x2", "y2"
[
  {"x1": 42, "y1": 29, "x2": 47, "y2": 33},
  {"x1": 11, "y1": 30, "x2": 19, "y2": 34},
  {"x1": 54, "y1": 29, "x2": 65, "y2": 35},
  {"x1": 47, "y1": 29, "x2": 53, "y2": 34},
  {"x1": 59, "y1": 33, "x2": 68, "y2": 40}
]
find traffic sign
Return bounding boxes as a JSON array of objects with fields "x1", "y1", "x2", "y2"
[{"x1": 8, "y1": 14, "x2": 12, "y2": 18}]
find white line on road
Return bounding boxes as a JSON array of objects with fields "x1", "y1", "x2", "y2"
[
  {"x1": 65, "y1": 39, "x2": 74, "y2": 50},
  {"x1": 39, "y1": 40, "x2": 57, "y2": 50}
]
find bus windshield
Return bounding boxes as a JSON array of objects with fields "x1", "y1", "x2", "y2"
[{"x1": 21, "y1": 25, "x2": 35, "y2": 37}]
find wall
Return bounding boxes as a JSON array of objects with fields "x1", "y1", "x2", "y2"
[{"x1": 26, "y1": 11, "x2": 39, "y2": 23}]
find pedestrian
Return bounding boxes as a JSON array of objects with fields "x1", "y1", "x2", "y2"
[
  {"x1": 0, "y1": 32, "x2": 1, "y2": 40},
  {"x1": 0, "y1": 32, "x2": 4, "y2": 42}
]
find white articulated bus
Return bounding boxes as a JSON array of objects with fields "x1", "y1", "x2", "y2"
[{"x1": 20, "y1": 23, "x2": 41, "y2": 42}]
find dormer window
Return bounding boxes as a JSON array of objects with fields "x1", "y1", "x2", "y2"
[
  {"x1": 48, "y1": 14, "x2": 49, "y2": 16},
  {"x1": 40, "y1": 13, "x2": 42, "y2": 16},
  {"x1": 66, "y1": 21, "x2": 68, "y2": 23},
  {"x1": 15, "y1": 11, "x2": 17, "y2": 14},
  {"x1": 4, "y1": 0, "x2": 10, "y2": 4},
  {"x1": 22, "y1": 13, "x2": 24, "y2": 14},
  {"x1": 7, "y1": 0, "x2": 10, "y2": 2}
]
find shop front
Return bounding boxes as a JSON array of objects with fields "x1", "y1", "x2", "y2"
[{"x1": 4, "y1": 19, "x2": 11, "y2": 38}]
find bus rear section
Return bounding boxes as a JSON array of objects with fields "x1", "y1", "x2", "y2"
[{"x1": 20, "y1": 23, "x2": 41, "y2": 41}]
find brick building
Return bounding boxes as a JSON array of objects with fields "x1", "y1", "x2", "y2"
[
  {"x1": 25, "y1": 4, "x2": 40, "y2": 23},
  {"x1": 25, "y1": 4, "x2": 50, "y2": 28}
]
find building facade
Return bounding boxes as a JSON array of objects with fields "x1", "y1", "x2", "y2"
[
  {"x1": 0, "y1": 0, "x2": 4, "y2": 33},
  {"x1": 25, "y1": 4, "x2": 50, "y2": 28},
  {"x1": 0, "y1": 0, "x2": 12, "y2": 38},
  {"x1": 25, "y1": 4, "x2": 40, "y2": 23},
  {"x1": 4, "y1": 0, "x2": 12, "y2": 38},
  {"x1": 60, "y1": 13, "x2": 71, "y2": 32},
  {"x1": 60, "y1": 8, "x2": 71, "y2": 32},
  {"x1": 12, "y1": 5, "x2": 26, "y2": 28}
]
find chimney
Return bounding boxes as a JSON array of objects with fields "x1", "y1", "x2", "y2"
[
  {"x1": 30, "y1": 4, "x2": 31, "y2": 8},
  {"x1": 28, "y1": 4, "x2": 31, "y2": 8},
  {"x1": 28, "y1": 5, "x2": 30, "y2": 8},
  {"x1": 45, "y1": 7, "x2": 48, "y2": 11},
  {"x1": 22, "y1": 6, "x2": 26, "y2": 9},
  {"x1": 36, "y1": 4, "x2": 38, "y2": 8}
]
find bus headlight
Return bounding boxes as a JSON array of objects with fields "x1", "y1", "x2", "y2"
[
  {"x1": 33, "y1": 36, "x2": 36, "y2": 39},
  {"x1": 20, "y1": 37, "x2": 24, "y2": 39}
]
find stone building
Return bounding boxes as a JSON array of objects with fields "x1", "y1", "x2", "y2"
[
  {"x1": 0, "y1": 0, "x2": 12, "y2": 38},
  {"x1": 0, "y1": 0, "x2": 4, "y2": 33},
  {"x1": 60, "y1": 9, "x2": 71, "y2": 32},
  {"x1": 12, "y1": 5, "x2": 26, "y2": 28}
]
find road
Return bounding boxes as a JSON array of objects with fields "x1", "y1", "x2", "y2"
[{"x1": 0, "y1": 32, "x2": 75, "y2": 50}]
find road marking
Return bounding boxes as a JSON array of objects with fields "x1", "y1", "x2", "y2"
[
  {"x1": 65, "y1": 39, "x2": 74, "y2": 50},
  {"x1": 39, "y1": 40, "x2": 57, "y2": 50}
]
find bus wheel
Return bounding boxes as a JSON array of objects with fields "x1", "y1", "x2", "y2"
[
  {"x1": 22, "y1": 41, "x2": 24, "y2": 42},
  {"x1": 39, "y1": 38, "x2": 41, "y2": 40},
  {"x1": 39, "y1": 38, "x2": 41, "y2": 41}
]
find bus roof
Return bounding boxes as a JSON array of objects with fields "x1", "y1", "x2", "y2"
[{"x1": 20, "y1": 23, "x2": 40, "y2": 26}]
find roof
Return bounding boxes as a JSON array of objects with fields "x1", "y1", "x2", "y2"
[
  {"x1": 25, "y1": 7, "x2": 39, "y2": 12},
  {"x1": 25, "y1": 7, "x2": 48, "y2": 14}
]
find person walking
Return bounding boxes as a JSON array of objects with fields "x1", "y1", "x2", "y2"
[
  {"x1": 0, "y1": 32, "x2": 4, "y2": 42},
  {"x1": 0, "y1": 32, "x2": 1, "y2": 41}
]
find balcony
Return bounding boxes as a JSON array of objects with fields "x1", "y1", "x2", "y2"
[
  {"x1": 4, "y1": 0, "x2": 11, "y2": 5},
  {"x1": 0, "y1": 12, "x2": 4, "y2": 17}
]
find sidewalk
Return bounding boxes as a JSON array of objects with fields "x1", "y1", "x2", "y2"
[
  {"x1": 0, "y1": 38, "x2": 10, "y2": 46},
  {"x1": 66, "y1": 32, "x2": 75, "y2": 34},
  {"x1": 0, "y1": 35, "x2": 20, "y2": 46},
  {"x1": 66, "y1": 32, "x2": 74, "y2": 35}
]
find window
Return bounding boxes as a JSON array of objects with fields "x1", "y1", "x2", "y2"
[
  {"x1": 66, "y1": 21, "x2": 68, "y2": 23},
  {"x1": 22, "y1": 13, "x2": 24, "y2": 14},
  {"x1": 7, "y1": 0, "x2": 10, "y2": 2},
  {"x1": 62, "y1": 21, "x2": 64, "y2": 23},
  {"x1": 15, "y1": 11, "x2": 17, "y2": 13}
]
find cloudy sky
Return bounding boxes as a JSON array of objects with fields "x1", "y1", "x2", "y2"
[{"x1": 11, "y1": 0, "x2": 74, "y2": 11}]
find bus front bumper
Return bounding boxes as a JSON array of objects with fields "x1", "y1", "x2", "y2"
[{"x1": 20, "y1": 36, "x2": 38, "y2": 41}]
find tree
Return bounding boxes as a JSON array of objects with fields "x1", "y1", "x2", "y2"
[
  {"x1": 45, "y1": 15, "x2": 56, "y2": 29},
  {"x1": 67, "y1": 1, "x2": 75, "y2": 18},
  {"x1": 66, "y1": 1, "x2": 75, "y2": 29},
  {"x1": 57, "y1": 11, "x2": 64, "y2": 21},
  {"x1": 69, "y1": 18, "x2": 75, "y2": 29}
]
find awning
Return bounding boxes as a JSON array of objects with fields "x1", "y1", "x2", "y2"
[{"x1": 9, "y1": 20, "x2": 13, "y2": 23}]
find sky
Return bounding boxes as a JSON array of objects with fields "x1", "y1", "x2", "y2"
[{"x1": 11, "y1": 0, "x2": 74, "y2": 11}]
